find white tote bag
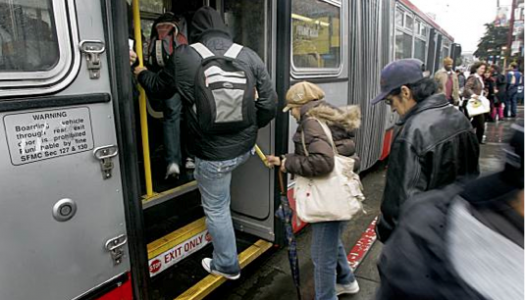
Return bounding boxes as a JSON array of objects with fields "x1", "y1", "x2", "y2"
[
  {"x1": 294, "y1": 119, "x2": 365, "y2": 223},
  {"x1": 466, "y1": 95, "x2": 490, "y2": 117}
]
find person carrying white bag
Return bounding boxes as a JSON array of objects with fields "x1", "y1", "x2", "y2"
[
  {"x1": 266, "y1": 81, "x2": 364, "y2": 300},
  {"x1": 462, "y1": 62, "x2": 490, "y2": 144}
]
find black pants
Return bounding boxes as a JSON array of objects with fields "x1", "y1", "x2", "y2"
[{"x1": 471, "y1": 114, "x2": 485, "y2": 143}]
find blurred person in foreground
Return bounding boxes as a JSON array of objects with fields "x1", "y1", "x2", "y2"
[
  {"x1": 370, "y1": 59, "x2": 480, "y2": 242},
  {"x1": 376, "y1": 122, "x2": 524, "y2": 300}
]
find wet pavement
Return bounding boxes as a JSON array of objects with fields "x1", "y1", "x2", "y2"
[{"x1": 206, "y1": 107, "x2": 523, "y2": 300}]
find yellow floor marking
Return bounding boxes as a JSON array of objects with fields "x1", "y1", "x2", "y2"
[
  {"x1": 147, "y1": 217, "x2": 207, "y2": 259},
  {"x1": 175, "y1": 240, "x2": 273, "y2": 300}
]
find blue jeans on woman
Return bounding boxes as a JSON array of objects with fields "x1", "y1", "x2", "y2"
[
  {"x1": 311, "y1": 221, "x2": 356, "y2": 300},
  {"x1": 194, "y1": 151, "x2": 251, "y2": 275}
]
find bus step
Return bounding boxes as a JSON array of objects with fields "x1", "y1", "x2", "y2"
[{"x1": 175, "y1": 239, "x2": 273, "y2": 300}]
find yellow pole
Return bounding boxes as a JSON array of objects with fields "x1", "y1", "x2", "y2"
[
  {"x1": 254, "y1": 144, "x2": 270, "y2": 168},
  {"x1": 132, "y1": 0, "x2": 154, "y2": 197}
]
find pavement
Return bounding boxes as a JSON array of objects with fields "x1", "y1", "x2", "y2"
[{"x1": 206, "y1": 107, "x2": 523, "y2": 300}]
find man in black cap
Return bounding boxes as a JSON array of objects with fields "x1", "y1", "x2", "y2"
[
  {"x1": 371, "y1": 59, "x2": 480, "y2": 242},
  {"x1": 376, "y1": 122, "x2": 524, "y2": 300}
]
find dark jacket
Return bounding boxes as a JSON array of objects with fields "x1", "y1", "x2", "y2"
[
  {"x1": 494, "y1": 72, "x2": 507, "y2": 103},
  {"x1": 138, "y1": 7, "x2": 277, "y2": 161},
  {"x1": 377, "y1": 172, "x2": 523, "y2": 299},
  {"x1": 376, "y1": 94, "x2": 479, "y2": 242},
  {"x1": 284, "y1": 100, "x2": 361, "y2": 177}
]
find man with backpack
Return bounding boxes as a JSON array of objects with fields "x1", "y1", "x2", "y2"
[{"x1": 135, "y1": 7, "x2": 277, "y2": 280}]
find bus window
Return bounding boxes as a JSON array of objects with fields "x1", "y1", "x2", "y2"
[
  {"x1": 291, "y1": 0, "x2": 342, "y2": 71},
  {"x1": 0, "y1": 0, "x2": 59, "y2": 72},
  {"x1": 224, "y1": 0, "x2": 266, "y2": 62},
  {"x1": 395, "y1": 30, "x2": 413, "y2": 60}
]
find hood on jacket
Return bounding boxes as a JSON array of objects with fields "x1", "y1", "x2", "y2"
[
  {"x1": 190, "y1": 6, "x2": 231, "y2": 43},
  {"x1": 300, "y1": 100, "x2": 361, "y2": 132}
]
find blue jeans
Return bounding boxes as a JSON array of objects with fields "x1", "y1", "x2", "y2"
[
  {"x1": 162, "y1": 93, "x2": 182, "y2": 166},
  {"x1": 311, "y1": 221, "x2": 356, "y2": 300},
  {"x1": 505, "y1": 88, "x2": 518, "y2": 117},
  {"x1": 194, "y1": 152, "x2": 251, "y2": 275}
]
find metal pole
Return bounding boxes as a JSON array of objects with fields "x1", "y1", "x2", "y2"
[{"x1": 132, "y1": 0, "x2": 154, "y2": 197}]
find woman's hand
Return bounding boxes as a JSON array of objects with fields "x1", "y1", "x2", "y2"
[
  {"x1": 129, "y1": 50, "x2": 137, "y2": 66},
  {"x1": 267, "y1": 155, "x2": 287, "y2": 173},
  {"x1": 266, "y1": 155, "x2": 281, "y2": 167},
  {"x1": 472, "y1": 94, "x2": 479, "y2": 100},
  {"x1": 134, "y1": 66, "x2": 147, "y2": 76}
]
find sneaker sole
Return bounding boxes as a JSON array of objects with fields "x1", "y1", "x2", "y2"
[{"x1": 201, "y1": 260, "x2": 240, "y2": 280}]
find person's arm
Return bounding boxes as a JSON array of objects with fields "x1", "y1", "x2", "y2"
[
  {"x1": 136, "y1": 52, "x2": 178, "y2": 100},
  {"x1": 284, "y1": 119, "x2": 334, "y2": 177},
  {"x1": 250, "y1": 52, "x2": 277, "y2": 128},
  {"x1": 453, "y1": 74, "x2": 460, "y2": 104}
]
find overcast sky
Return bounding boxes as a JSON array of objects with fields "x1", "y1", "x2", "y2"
[{"x1": 409, "y1": 0, "x2": 513, "y2": 53}]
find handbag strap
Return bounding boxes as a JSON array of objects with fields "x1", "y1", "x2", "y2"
[{"x1": 300, "y1": 118, "x2": 338, "y2": 157}]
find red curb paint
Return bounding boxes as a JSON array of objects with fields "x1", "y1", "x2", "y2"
[{"x1": 347, "y1": 217, "x2": 378, "y2": 270}]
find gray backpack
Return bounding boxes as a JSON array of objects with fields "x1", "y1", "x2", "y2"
[{"x1": 190, "y1": 43, "x2": 256, "y2": 134}]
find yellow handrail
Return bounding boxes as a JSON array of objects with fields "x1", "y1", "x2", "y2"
[{"x1": 132, "y1": 0, "x2": 154, "y2": 197}]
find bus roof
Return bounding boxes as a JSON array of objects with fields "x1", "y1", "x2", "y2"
[{"x1": 399, "y1": 0, "x2": 455, "y2": 42}]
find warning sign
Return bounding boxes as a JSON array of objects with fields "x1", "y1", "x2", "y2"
[
  {"x1": 3, "y1": 107, "x2": 94, "y2": 165},
  {"x1": 149, "y1": 230, "x2": 212, "y2": 277}
]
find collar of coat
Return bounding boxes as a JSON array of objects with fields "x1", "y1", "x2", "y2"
[{"x1": 396, "y1": 93, "x2": 450, "y2": 126}]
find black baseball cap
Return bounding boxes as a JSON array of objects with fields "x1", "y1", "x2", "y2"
[{"x1": 371, "y1": 59, "x2": 425, "y2": 105}]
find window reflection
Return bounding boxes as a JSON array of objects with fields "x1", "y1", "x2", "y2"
[
  {"x1": 0, "y1": 0, "x2": 59, "y2": 72},
  {"x1": 292, "y1": 0, "x2": 341, "y2": 69}
]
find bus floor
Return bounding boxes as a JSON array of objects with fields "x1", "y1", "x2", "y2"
[{"x1": 200, "y1": 107, "x2": 524, "y2": 300}]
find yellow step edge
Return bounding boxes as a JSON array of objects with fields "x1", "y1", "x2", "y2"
[
  {"x1": 142, "y1": 180, "x2": 198, "y2": 204},
  {"x1": 175, "y1": 239, "x2": 273, "y2": 300},
  {"x1": 147, "y1": 217, "x2": 207, "y2": 259}
]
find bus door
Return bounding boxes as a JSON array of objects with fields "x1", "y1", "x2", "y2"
[
  {"x1": 0, "y1": 1, "x2": 131, "y2": 299},
  {"x1": 211, "y1": 0, "x2": 276, "y2": 242}
]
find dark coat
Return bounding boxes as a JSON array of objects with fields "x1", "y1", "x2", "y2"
[
  {"x1": 376, "y1": 185, "x2": 486, "y2": 300},
  {"x1": 376, "y1": 94, "x2": 480, "y2": 242},
  {"x1": 138, "y1": 7, "x2": 277, "y2": 161},
  {"x1": 284, "y1": 100, "x2": 360, "y2": 177}
]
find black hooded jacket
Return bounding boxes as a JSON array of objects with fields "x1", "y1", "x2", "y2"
[
  {"x1": 138, "y1": 7, "x2": 277, "y2": 161},
  {"x1": 376, "y1": 94, "x2": 480, "y2": 242}
]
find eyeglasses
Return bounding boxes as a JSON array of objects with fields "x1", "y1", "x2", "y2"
[{"x1": 385, "y1": 98, "x2": 392, "y2": 106}]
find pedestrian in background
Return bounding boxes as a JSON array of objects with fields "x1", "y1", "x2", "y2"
[
  {"x1": 266, "y1": 82, "x2": 362, "y2": 300},
  {"x1": 370, "y1": 59, "x2": 480, "y2": 242},
  {"x1": 491, "y1": 65, "x2": 507, "y2": 121},
  {"x1": 435, "y1": 57, "x2": 460, "y2": 105},
  {"x1": 506, "y1": 62, "x2": 523, "y2": 117},
  {"x1": 376, "y1": 122, "x2": 524, "y2": 300},
  {"x1": 463, "y1": 62, "x2": 488, "y2": 144},
  {"x1": 456, "y1": 69, "x2": 466, "y2": 92},
  {"x1": 484, "y1": 68, "x2": 496, "y2": 122}
]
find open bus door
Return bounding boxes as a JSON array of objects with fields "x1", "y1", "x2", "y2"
[
  {"x1": 132, "y1": 0, "x2": 278, "y2": 297},
  {"x1": 0, "y1": 1, "x2": 134, "y2": 299}
]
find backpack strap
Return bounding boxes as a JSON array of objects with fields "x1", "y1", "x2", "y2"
[
  {"x1": 224, "y1": 43, "x2": 243, "y2": 59},
  {"x1": 190, "y1": 43, "x2": 214, "y2": 59}
]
